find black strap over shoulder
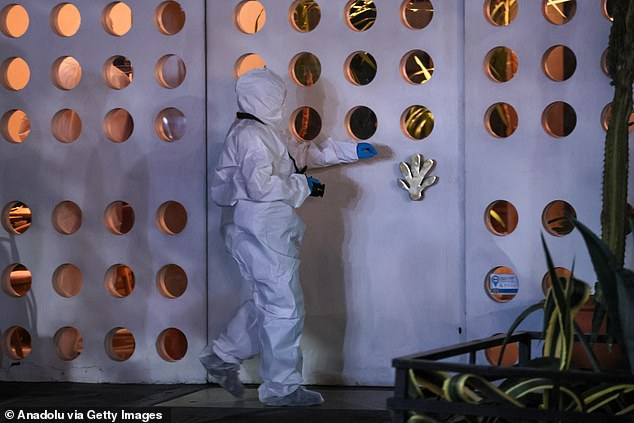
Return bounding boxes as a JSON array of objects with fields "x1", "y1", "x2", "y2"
[{"x1": 236, "y1": 112, "x2": 265, "y2": 125}]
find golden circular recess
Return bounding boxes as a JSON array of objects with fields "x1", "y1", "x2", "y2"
[
  {"x1": 485, "y1": 334, "x2": 519, "y2": 367},
  {"x1": 156, "y1": 201, "x2": 188, "y2": 235},
  {"x1": 484, "y1": 200, "x2": 519, "y2": 236},
  {"x1": 289, "y1": 52, "x2": 321, "y2": 87},
  {"x1": 2, "y1": 263, "x2": 31, "y2": 297},
  {"x1": 485, "y1": 266, "x2": 519, "y2": 303},
  {"x1": 601, "y1": 103, "x2": 634, "y2": 133},
  {"x1": 51, "y1": 56, "x2": 82, "y2": 90},
  {"x1": 401, "y1": 0, "x2": 433, "y2": 30},
  {"x1": 542, "y1": 101, "x2": 576, "y2": 137},
  {"x1": 291, "y1": 107, "x2": 321, "y2": 141},
  {"x1": 155, "y1": 108, "x2": 186, "y2": 142},
  {"x1": 103, "y1": 56, "x2": 133, "y2": 90},
  {"x1": 50, "y1": 3, "x2": 81, "y2": 37},
  {"x1": 0, "y1": 4, "x2": 30, "y2": 38},
  {"x1": 344, "y1": 51, "x2": 377, "y2": 86},
  {"x1": 542, "y1": 200, "x2": 576, "y2": 236},
  {"x1": 345, "y1": 0, "x2": 377, "y2": 32},
  {"x1": 485, "y1": 103, "x2": 518, "y2": 138},
  {"x1": 1, "y1": 109, "x2": 30, "y2": 143},
  {"x1": 105, "y1": 327, "x2": 135, "y2": 361},
  {"x1": 52, "y1": 201, "x2": 82, "y2": 235},
  {"x1": 157, "y1": 264, "x2": 188, "y2": 299},
  {"x1": 1, "y1": 57, "x2": 30, "y2": 91},
  {"x1": 52, "y1": 263, "x2": 82, "y2": 298},
  {"x1": 156, "y1": 328, "x2": 188, "y2": 362},
  {"x1": 601, "y1": 48, "x2": 609, "y2": 77},
  {"x1": 104, "y1": 201, "x2": 135, "y2": 235},
  {"x1": 155, "y1": 54, "x2": 186, "y2": 89},
  {"x1": 485, "y1": 46, "x2": 518, "y2": 82},
  {"x1": 235, "y1": 0, "x2": 266, "y2": 34},
  {"x1": 401, "y1": 50, "x2": 434, "y2": 85},
  {"x1": 104, "y1": 108, "x2": 134, "y2": 143},
  {"x1": 234, "y1": 53, "x2": 266, "y2": 79},
  {"x1": 2, "y1": 201, "x2": 31, "y2": 235},
  {"x1": 541, "y1": 267, "x2": 572, "y2": 295},
  {"x1": 290, "y1": 0, "x2": 320, "y2": 33},
  {"x1": 542, "y1": 45, "x2": 576, "y2": 81},
  {"x1": 542, "y1": 0, "x2": 576, "y2": 25},
  {"x1": 102, "y1": 2, "x2": 132, "y2": 36},
  {"x1": 2, "y1": 326, "x2": 32, "y2": 360},
  {"x1": 155, "y1": 1, "x2": 185, "y2": 35},
  {"x1": 345, "y1": 106, "x2": 377, "y2": 141},
  {"x1": 105, "y1": 264, "x2": 135, "y2": 298},
  {"x1": 51, "y1": 109, "x2": 82, "y2": 143},
  {"x1": 602, "y1": 0, "x2": 613, "y2": 21},
  {"x1": 401, "y1": 105, "x2": 434, "y2": 140},
  {"x1": 484, "y1": 0, "x2": 518, "y2": 26},
  {"x1": 54, "y1": 327, "x2": 83, "y2": 361}
]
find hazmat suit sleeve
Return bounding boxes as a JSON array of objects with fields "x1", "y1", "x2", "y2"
[{"x1": 287, "y1": 136, "x2": 359, "y2": 170}]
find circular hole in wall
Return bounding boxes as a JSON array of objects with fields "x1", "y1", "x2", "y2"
[
  {"x1": 542, "y1": 0, "x2": 576, "y2": 24},
  {"x1": 155, "y1": 54, "x2": 186, "y2": 89},
  {"x1": 2, "y1": 201, "x2": 31, "y2": 235},
  {"x1": 542, "y1": 45, "x2": 576, "y2": 81},
  {"x1": 290, "y1": 0, "x2": 320, "y2": 33},
  {"x1": 291, "y1": 107, "x2": 321, "y2": 141},
  {"x1": 156, "y1": 328, "x2": 188, "y2": 362},
  {"x1": 51, "y1": 109, "x2": 81, "y2": 143},
  {"x1": 601, "y1": 48, "x2": 609, "y2": 77},
  {"x1": 52, "y1": 201, "x2": 82, "y2": 235},
  {"x1": 542, "y1": 200, "x2": 576, "y2": 236},
  {"x1": 104, "y1": 108, "x2": 134, "y2": 143},
  {"x1": 601, "y1": 103, "x2": 634, "y2": 133},
  {"x1": 102, "y1": 2, "x2": 132, "y2": 36},
  {"x1": 2, "y1": 326, "x2": 31, "y2": 360},
  {"x1": 541, "y1": 267, "x2": 572, "y2": 295},
  {"x1": 345, "y1": 0, "x2": 376, "y2": 32},
  {"x1": 155, "y1": 1, "x2": 185, "y2": 35},
  {"x1": 51, "y1": 56, "x2": 82, "y2": 90},
  {"x1": 155, "y1": 108, "x2": 186, "y2": 142},
  {"x1": 401, "y1": 50, "x2": 434, "y2": 85},
  {"x1": 54, "y1": 327, "x2": 83, "y2": 361},
  {"x1": 345, "y1": 51, "x2": 377, "y2": 86},
  {"x1": 0, "y1": 4, "x2": 29, "y2": 38},
  {"x1": 290, "y1": 52, "x2": 321, "y2": 87},
  {"x1": 103, "y1": 56, "x2": 133, "y2": 90},
  {"x1": 485, "y1": 334, "x2": 519, "y2": 367},
  {"x1": 157, "y1": 264, "x2": 188, "y2": 299},
  {"x1": 2, "y1": 263, "x2": 31, "y2": 297},
  {"x1": 1, "y1": 57, "x2": 30, "y2": 91},
  {"x1": 542, "y1": 101, "x2": 576, "y2": 137},
  {"x1": 53, "y1": 263, "x2": 82, "y2": 298},
  {"x1": 1, "y1": 109, "x2": 30, "y2": 143},
  {"x1": 156, "y1": 201, "x2": 187, "y2": 235},
  {"x1": 234, "y1": 53, "x2": 266, "y2": 79},
  {"x1": 485, "y1": 46, "x2": 518, "y2": 83},
  {"x1": 105, "y1": 327, "x2": 135, "y2": 361},
  {"x1": 485, "y1": 266, "x2": 519, "y2": 303},
  {"x1": 485, "y1": 200, "x2": 519, "y2": 236},
  {"x1": 50, "y1": 3, "x2": 81, "y2": 37},
  {"x1": 401, "y1": 105, "x2": 434, "y2": 140},
  {"x1": 235, "y1": 0, "x2": 266, "y2": 34},
  {"x1": 105, "y1": 264, "x2": 135, "y2": 298},
  {"x1": 345, "y1": 106, "x2": 377, "y2": 140},
  {"x1": 484, "y1": 0, "x2": 518, "y2": 26},
  {"x1": 401, "y1": 0, "x2": 433, "y2": 29},
  {"x1": 485, "y1": 103, "x2": 518, "y2": 138},
  {"x1": 104, "y1": 201, "x2": 135, "y2": 235},
  {"x1": 602, "y1": 0, "x2": 613, "y2": 21}
]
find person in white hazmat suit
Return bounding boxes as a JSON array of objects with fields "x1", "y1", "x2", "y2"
[{"x1": 200, "y1": 68, "x2": 377, "y2": 407}]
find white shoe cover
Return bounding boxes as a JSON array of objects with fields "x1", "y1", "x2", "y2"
[{"x1": 262, "y1": 387, "x2": 324, "y2": 407}]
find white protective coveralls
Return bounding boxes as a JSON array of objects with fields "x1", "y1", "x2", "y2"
[{"x1": 206, "y1": 68, "x2": 359, "y2": 401}]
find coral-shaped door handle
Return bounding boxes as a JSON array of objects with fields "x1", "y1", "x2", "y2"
[{"x1": 398, "y1": 153, "x2": 438, "y2": 200}]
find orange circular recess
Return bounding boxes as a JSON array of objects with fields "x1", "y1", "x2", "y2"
[
  {"x1": 54, "y1": 326, "x2": 83, "y2": 361},
  {"x1": 485, "y1": 200, "x2": 519, "y2": 236},
  {"x1": 52, "y1": 201, "x2": 82, "y2": 235},
  {"x1": 345, "y1": 106, "x2": 377, "y2": 141},
  {"x1": 2, "y1": 325, "x2": 32, "y2": 360},
  {"x1": 155, "y1": 108, "x2": 186, "y2": 142},
  {"x1": 51, "y1": 109, "x2": 82, "y2": 143},
  {"x1": 602, "y1": 0, "x2": 613, "y2": 21},
  {"x1": 542, "y1": 0, "x2": 575, "y2": 24},
  {"x1": 400, "y1": 50, "x2": 434, "y2": 85},
  {"x1": 235, "y1": 0, "x2": 267, "y2": 34},
  {"x1": 2, "y1": 263, "x2": 31, "y2": 297},
  {"x1": 154, "y1": 1, "x2": 185, "y2": 35},
  {"x1": 156, "y1": 201, "x2": 187, "y2": 235},
  {"x1": 156, "y1": 328, "x2": 188, "y2": 362},
  {"x1": 541, "y1": 267, "x2": 572, "y2": 295},
  {"x1": 601, "y1": 103, "x2": 634, "y2": 133},
  {"x1": 102, "y1": 2, "x2": 132, "y2": 36},
  {"x1": 50, "y1": 3, "x2": 81, "y2": 37},
  {"x1": 0, "y1": 4, "x2": 29, "y2": 38},
  {"x1": 542, "y1": 200, "x2": 576, "y2": 236},
  {"x1": 289, "y1": 52, "x2": 321, "y2": 87},
  {"x1": 1, "y1": 57, "x2": 30, "y2": 91},
  {"x1": 52, "y1": 263, "x2": 82, "y2": 298},
  {"x1": 289, "y1": 0, "x2": 321, "y2": 33},
  {"x1": 345, "y1": 0, "x2": 377, "y2": 32},
  {"x1": 157, "y1": 264, "x2": 188, "y2": 299},
  {"x1": 485, "y1": 103, "x2": 518, "y2": 138},
  {"x1": 155, "y1": 54, "x2": 186, "y2": 89},
  {"x1": 542, "y1": 45, "x2": 576, "y2": 81},
  {"x1": 542, "y1": 101, "x2": 576, "y2": 137},
  {"x1": 51, "y1": 56, "x2": 82, "y2": 90},
  {"x1": 485, "y1": 266, "x2": 519, "y2": 303},
  {"x1": 103, "y1": 56, "x2": 133, "y2": 90},
  {"x1": 234, "y1": 53, "x2": 266, "y2": 80},
  {"x1": 401, "y1": 105, "x2": 434, "y2": 140},
  {"x1": 344, "y1": 51, "x2": 377, "y2": 86},
  {"x1": 1, "y1": 109, "x2": 30, "y2": 143},
  {"x1": 105, "y1": 264, "x2": 135, "y2": 298},
  {"x1": 484, "y1": 0, "x2": 518, "y2": 26},
  {"x1": 485, "y1": 334, "x2": 519, "y2": 367},
  {"x1": 104, "y1": 108, "x2": 134, "y2": 143},
  {"x1": 2, "y1": 201, "x2": 31, "y2": 235},
  {"x1": 105, "y1": 327, "x2": 135, "y2": 361},
  {"x1": 485, "y1": 46, "x2": 518, "y2": 83},
  {"x1": 601, "y1": 48, "x2": 609, "y2": 77},
  {"x1": 104, "y1": 201, "x2": 135, "y2": 235},
  {"x1": 401, "y1": 0, "x2": 433, "y2": 30},
  {"x1": 291, "y1": 107, "x2": 321, "y2": 142}
]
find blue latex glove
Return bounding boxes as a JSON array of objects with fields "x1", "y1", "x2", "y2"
[
  {"x1": 307, "y1": 176, "x2": 324, "y2": 197},
  {"x1": 357, "y1": 142, "x2": 377, "y2": 159},
  {"x1": 307, "y1": 176, "x2": 321, "y2": 190}
]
